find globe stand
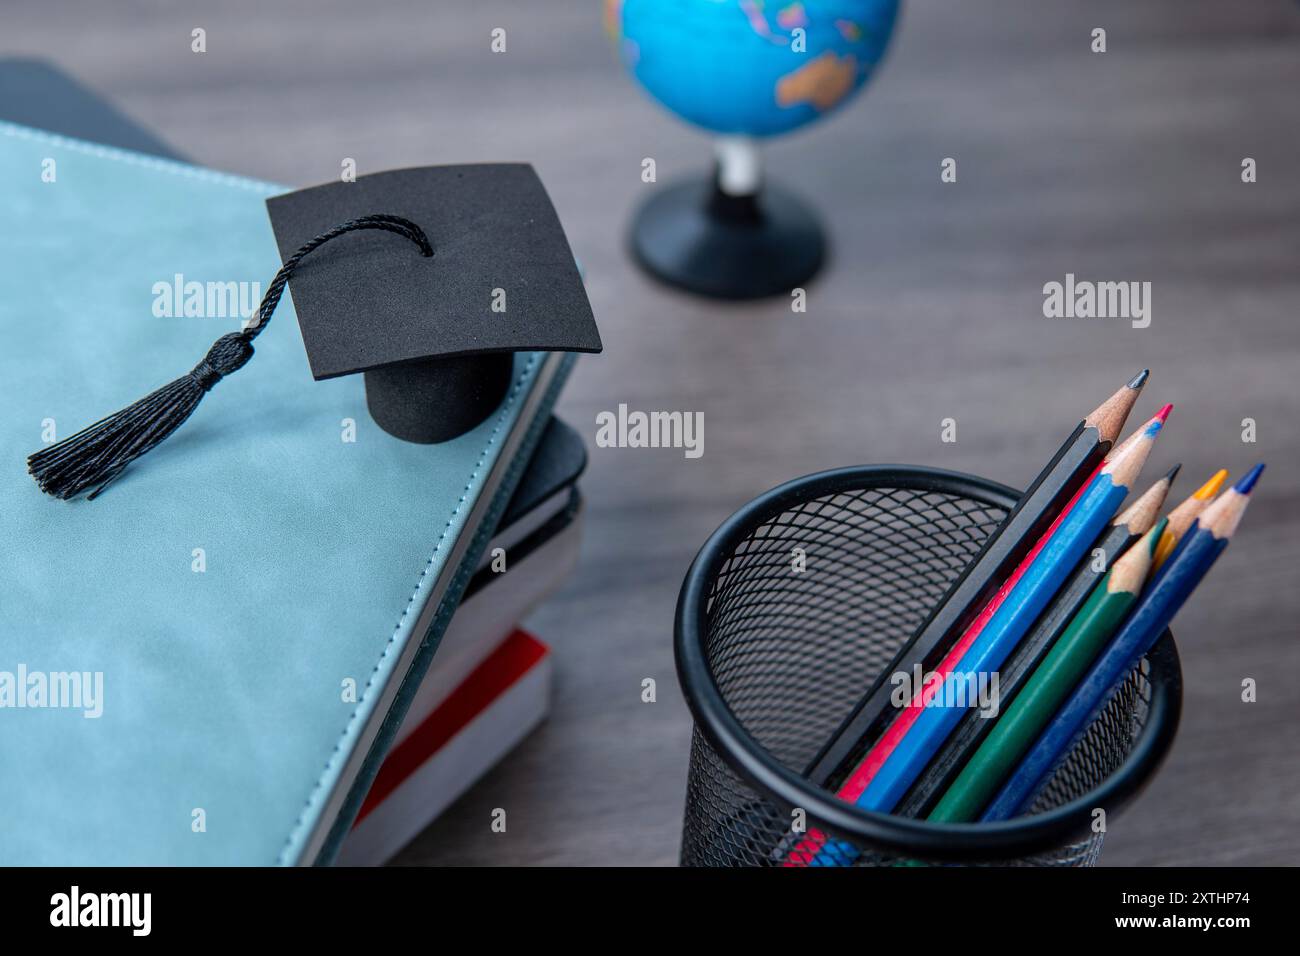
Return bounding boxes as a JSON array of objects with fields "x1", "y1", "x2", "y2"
[{"x1": 629, "y1": 139, "x2": 825, "y2": 300}]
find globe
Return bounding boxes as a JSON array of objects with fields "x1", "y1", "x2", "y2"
[
  {"x1": 608, "y1": 0, "x2": 900, "y2": 139},
  {"x1": 606, "y1": 0, "x2": 900, "y2": 300}
]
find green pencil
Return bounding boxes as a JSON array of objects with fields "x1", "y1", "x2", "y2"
[{"x1": 927, "y1": 516, "x2": 1169, "y2": 823}]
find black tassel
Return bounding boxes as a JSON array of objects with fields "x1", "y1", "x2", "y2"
[
  {"x1": 28, "y1": 214, "x2": 433, "y2": 500},
  {"x1": 28, "y1": 333, "x2": 254, "y2": 500}
]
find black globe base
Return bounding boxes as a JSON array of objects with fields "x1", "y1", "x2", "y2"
[{"x1": 629, "y1": 175, "x2": 826, "y2": 300}]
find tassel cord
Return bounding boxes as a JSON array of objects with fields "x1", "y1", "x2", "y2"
[{"x1": 28, "y1": 214, "x2": 433, "y2": 500}]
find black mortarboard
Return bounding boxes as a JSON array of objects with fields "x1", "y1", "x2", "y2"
[
  {"x1": 28, "y1": 164, "x2": 600, "y2": 499},
  {"x1": 266, "y1": 164, "x2": 601, "y2": 443}
]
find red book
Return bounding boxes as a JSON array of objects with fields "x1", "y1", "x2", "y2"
[{"x1": 337, "y1": 630, "x2": 552, "y2": 866}]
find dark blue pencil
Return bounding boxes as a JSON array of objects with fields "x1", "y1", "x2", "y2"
[{"x1": 981, "y1": 463, "x2": 1264, "y2": 821}]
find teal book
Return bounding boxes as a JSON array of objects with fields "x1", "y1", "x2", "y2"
[{"x1": 0, "y1": 120, "x2": 579, "y2": 865}]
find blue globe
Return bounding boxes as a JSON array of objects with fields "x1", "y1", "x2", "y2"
[{"x1": 609, "y1": 0, "x2": 900, "y2": 139}]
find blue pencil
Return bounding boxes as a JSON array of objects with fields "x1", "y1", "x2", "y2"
[{"x1": 981, "y1": 463, "x2": 1263, "y2": 821}]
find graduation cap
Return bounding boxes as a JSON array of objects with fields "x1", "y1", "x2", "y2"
[{"x1": 28, "y1": 164, "x2": 601, "y2": 500}]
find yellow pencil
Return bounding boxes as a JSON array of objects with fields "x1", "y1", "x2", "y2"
[{"x1": 1152, "y1": 467, "x2": 1228, "y2": 570}]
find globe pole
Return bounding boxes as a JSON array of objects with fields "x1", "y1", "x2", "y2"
[
  {"x1": 714, "y1": 135, "x2": 763, "y2": 196},
  {"x1": 628, "y1": 136, "x2": 826, "y2": 301}
]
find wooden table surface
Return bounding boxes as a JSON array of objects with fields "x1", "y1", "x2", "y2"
[{"x1": 8, "y1": 0, "x2": 1298, "y2": 866}]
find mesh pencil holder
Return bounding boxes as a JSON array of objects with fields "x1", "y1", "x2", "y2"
[{"x1": 675, "y1": 465, "x2": 1182, "y2": 866}]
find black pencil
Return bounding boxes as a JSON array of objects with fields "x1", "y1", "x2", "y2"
[
  {"x1": 892, "y1": 464, "x2": 1177, "y2": 817},
  {"x1": 803, "y1": 370, "x2": 1149, "y2": 788}
]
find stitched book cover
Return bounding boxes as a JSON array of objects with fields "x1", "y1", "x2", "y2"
[{"x1": 0, "y1": 120, "x2": 576, "y2": 865}]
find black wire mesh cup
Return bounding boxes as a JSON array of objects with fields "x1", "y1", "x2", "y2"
[{"x1": 675, "y1": 466, "x2": 1182, "y2": 866}]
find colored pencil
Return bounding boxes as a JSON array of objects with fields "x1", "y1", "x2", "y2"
[
  {"x1": 981, "y1": 463, "x2": 1264, "y2": 821},
  {"x1": 856, "y1": 408, "x2": 1167, "y2": 812},
  {"x1": 894, "y1": 466, "x2": 1176, "y2": 818},
  {"x1": 927, "y1": 516, "x2": 1167, "y2": 822},
  {"x1": 1152, "y1": 468, "x2": 1228, "y2": 571},
  {"x1": 787, "y1": 475, "x2": 1094, "y2": 865},
  {"x1": 806, "y1": 407, "x2": 1169, "y2": 863},
  {"x1": 785, "y1": 378, "x2": 1149, "y2": 866},
  {"x1": 835, "y1": 476, "x2": 1092, "y2": 798},
  {"x1": 801, "y1": 372, "x2": 1148, "y2": 789}
]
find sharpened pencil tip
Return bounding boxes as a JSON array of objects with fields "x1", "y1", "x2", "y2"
[
  {"x1": 1154, "y1": 403, "x2": 1173, "y2": 424},
  {"x1": 1127, "y1": 369, "x2": 1150, "y2": 389},
  {"x1": 1235, "y1": 463, "x2": 1265, "y2": 495},
  {"x1": 1164, "y1": 463, "x2": 1182, "y2": 483},
  {"x1": 1195, "y1": 468, "x2": 1230, "y2": 500}
]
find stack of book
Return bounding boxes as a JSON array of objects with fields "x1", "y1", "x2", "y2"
[
  {"x1": 338, "y1": 419, "x2": 586, "y2": 865},
  {"x1": 0, "y1": 59, "x2": 589, "y2": 866}
]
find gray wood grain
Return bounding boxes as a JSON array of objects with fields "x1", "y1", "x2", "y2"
[{"x1": 7, "y1": 0, "x2": 1297, "y2": 866}]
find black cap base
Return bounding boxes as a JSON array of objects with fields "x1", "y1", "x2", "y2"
[
  {"x1": 364, "y1": 353, "x2": 514, "y2": 444},
  {"x1": 629, "y1": 173, "x2": 825, "y2": 300}
]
